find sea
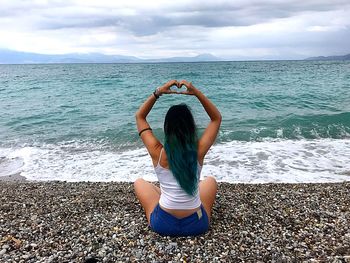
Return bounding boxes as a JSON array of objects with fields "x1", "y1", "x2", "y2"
[{"x1": 1, "y1": 61, "x2": 350, "y2": 183}]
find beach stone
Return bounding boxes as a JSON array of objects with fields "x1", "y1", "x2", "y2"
[
  {"x1": 0, "y1": 249, "x2": 6, "y2": 255},
  {"x1": 1, "y1": 181, "x2": 350, "y2": 262},
  {"x1": 30, "y1": 243, "x2": 38, "y2": 248},
  {"x1": 343, "y1": 256, "x2": 350, "y2": 263}
]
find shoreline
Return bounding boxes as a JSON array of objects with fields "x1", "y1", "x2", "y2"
[
  {"x1": 1, "y1": 172, "x2": 350, "y2": 184},
  {"x1": 0, "y1": 173, "x2": 27, "y2": 182},
  {"x1": 2, "y1": 138, "x2": 350, "y2": 184},
  {"x1": 0, "y1": 181, "x2": 349, "y2": 262}
]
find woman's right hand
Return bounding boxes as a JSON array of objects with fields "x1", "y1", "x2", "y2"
[{"x1": 177, "y1": 80, "x2": 199, "y2": 96}]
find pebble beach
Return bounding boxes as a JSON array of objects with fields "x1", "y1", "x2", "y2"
[{"x1": 0, "y1": 180, "x2": 349, "y2": 262}]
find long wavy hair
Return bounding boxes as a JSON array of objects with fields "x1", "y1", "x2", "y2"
[{"x1": 164, "y1": 104, "x2": 198, "y2": 196}]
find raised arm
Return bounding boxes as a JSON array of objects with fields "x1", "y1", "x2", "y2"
[
  {"x1": 135, "y1": 80, "x2": 178, "y2": 165},
  {"x1": 178, "y1": 80, "x2": 222, "y2": 163}
]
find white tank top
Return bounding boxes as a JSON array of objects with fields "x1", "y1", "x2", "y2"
[{"x1": 154, "y1": 149, "x2": 202, "y2": 209}]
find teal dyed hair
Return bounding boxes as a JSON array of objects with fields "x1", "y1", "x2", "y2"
[{"x1": 164, "y1": 104, "x2": 198, "y2": 196}]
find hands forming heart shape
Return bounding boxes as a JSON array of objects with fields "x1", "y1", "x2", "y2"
[
  {"x1": 158, "y1": 79, "x2": 197, "y2": 96},
  {"x1": 172, "y1": 81, "x2": 188, "y2": 93}
]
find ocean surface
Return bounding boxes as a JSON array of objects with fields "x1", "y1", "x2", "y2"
[{"x1": 1, "y1": 61, "x2": 350, "y2": 183}]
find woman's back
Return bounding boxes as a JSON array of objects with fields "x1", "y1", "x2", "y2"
[{"x1": 155, "y1": 148, "x2": 202, "y2": 212}]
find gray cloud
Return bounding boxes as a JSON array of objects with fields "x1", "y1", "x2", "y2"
[
  {"x1": 0, "y1": 0, "x2": 349, "y2": 59},
  {"x1": 2, "y1": 0, "x2": 349, "y2": 34}
]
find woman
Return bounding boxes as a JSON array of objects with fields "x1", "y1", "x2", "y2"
[{"x1": 134, "y1": 79, "x2": 221, "y2": 236}]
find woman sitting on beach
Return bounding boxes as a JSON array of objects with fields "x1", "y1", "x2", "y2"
[{"x1": 134, "y1": 80, "x2": 221, "y2": 236}]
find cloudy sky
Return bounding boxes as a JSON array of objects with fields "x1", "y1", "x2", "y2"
[{"x1": 0, "y1": 0, "x2": 349, "y2": 60}]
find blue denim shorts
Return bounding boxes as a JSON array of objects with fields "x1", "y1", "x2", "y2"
[{"x1": 150, "y1": 204, "x2": 209, "y2": 236}]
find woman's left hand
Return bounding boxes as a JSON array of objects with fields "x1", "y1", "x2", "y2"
[{"x1": 157, "y1": 80, "x2": 179, "y2": 95}]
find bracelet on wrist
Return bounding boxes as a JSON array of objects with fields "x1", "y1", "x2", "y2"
[
  {"x1": 153, "y1": 91, "x2": 159, "y2": 100},
  {"x1": 155, "y1": 87, "x2": 162, "y2": 96},
  {"x1": 153, "y1": 87, "x2": 162, "y2": 100}
]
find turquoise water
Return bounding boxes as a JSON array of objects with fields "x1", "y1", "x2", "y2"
[{"x1": 1, "y1": 61, "x2": 350, "y2": 182}]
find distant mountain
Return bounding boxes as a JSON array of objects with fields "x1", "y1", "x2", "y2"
[
  {"x1": 0, "y1": 49, "x2": 221, "y2": 64},
  {"x1": 0, "y1": 49, "x2": 142, "y2": 64},
  {"x1": 304, "y1": 54, "x2": 350, "y2": 61},
  {"x1": 147, "y1": 53, "x2": 221, "y2": 63}
]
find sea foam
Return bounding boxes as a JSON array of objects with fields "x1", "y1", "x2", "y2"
[{"x1": 1, "y1": 138, "x2": 350, "y2": 183}]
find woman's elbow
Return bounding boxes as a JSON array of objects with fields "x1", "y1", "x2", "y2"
[
  {"x1": 135, "y1": 111, "x2": 145, "y2": 120},
  {"x1": 215, "y1": 113, "x2": 222, "y2": 123}
]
